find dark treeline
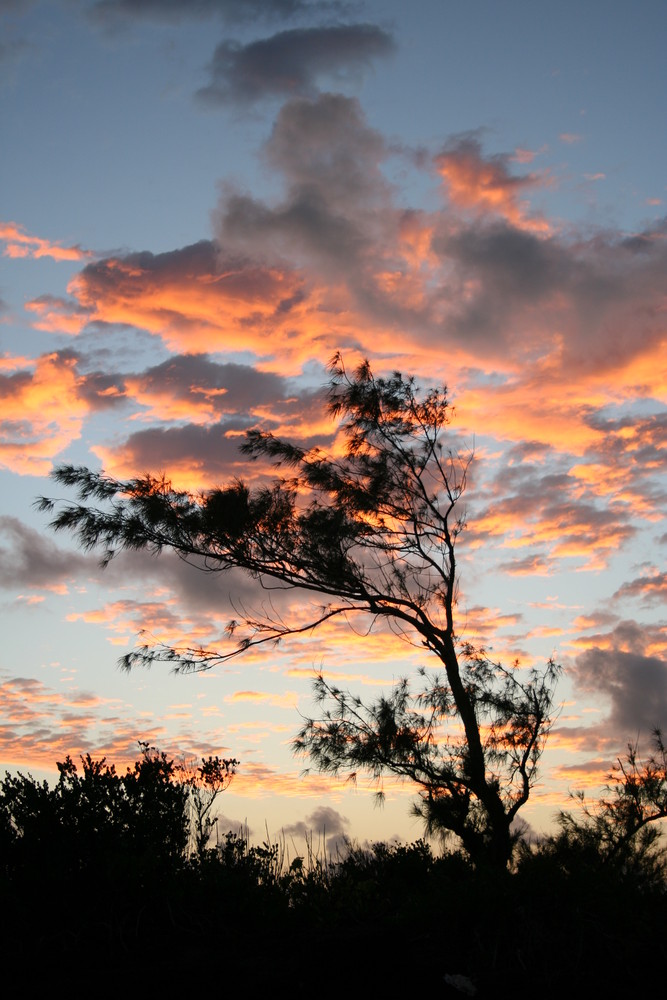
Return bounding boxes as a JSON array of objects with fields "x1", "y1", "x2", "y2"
[{"x1": 1, "y1": 743, "x2": 666, "y2": 994}]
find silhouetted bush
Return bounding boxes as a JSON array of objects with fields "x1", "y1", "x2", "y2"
[{"x1": 1, "y1": 746, "x2": 665, "y2": 993}]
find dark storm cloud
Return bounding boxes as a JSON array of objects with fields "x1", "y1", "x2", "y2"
[
  {"x1": 89, "y1": 0, "x2": 347, "y2": 28},
  {"x1": 109, "y1": 419, "x2": 254, "y2": 480},
  {"x1": 574, "y1": 639, "x2": 667, "y2": 735},
  {"x1": 197, "y1": 24, "x2": 395, "y2": 106},
  {"x1": 435, "y1": 216, "x2": 667, "y2": 364},
  {"x1": 0, "y1": 516, "x2": 90, "y2": 590},
  {"x1": 217, "y1": 93, "x2": 416, "y2": 330},
  {"x1": 76, "y1": 369, "x2": 127, "y2": 409},
  {"x1": 131, "y1": 354, "x2": 287, "y2": 415}
]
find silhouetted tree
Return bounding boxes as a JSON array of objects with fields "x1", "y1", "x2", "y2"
[
  {"x1": 0, "y1": 742, "x2": 240, "y2": 878},
  {"x1": 0, "y1": 743, "x2": 190, "y2": 874},
  {"x1": 38, "y1": 354, "x2": 560, "y2": 867},
  {"x1": 531, "y1": 728, "x2": 667, "y2": 886},
  {"x1": 179, "y1": 754, "x2": 239, "y2": 858}
]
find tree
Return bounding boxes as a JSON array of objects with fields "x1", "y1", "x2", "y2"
[
  {"x1": 0, "y1": 743, "x2": 238, "y2": 874},
  {"x1": 38, "y1": 354, "x2": 560, "y2": 868},
  {"x1": 534, "y1": 728, "x2": 667, "y2": 886},
  {"x1": 179, "y1": 754, "x2": 239, "y2": 859},
  {"x1": 0, "y1": 743, "x2": 191, "y2": 875}
]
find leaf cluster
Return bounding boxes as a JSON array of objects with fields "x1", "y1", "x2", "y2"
[{"x1": 37, "y1": 354, "x2": 467, "y2": 670}]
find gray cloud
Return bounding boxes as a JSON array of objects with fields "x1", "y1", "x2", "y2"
[
  {"x1": 495, "y1": 553, "x2": 552, "y2": 576},
  {"x1": 0, "y1": 368, "x2": 32, "y2": 398},
  {"x1": 263, "y1": 90, "x2": 386, "y2": 207},
  {"x1": 61, "y1": 98, "x2": 667, "y2": 380},
  {"x1": 108, "y1": 419, "x2": 252, "y2": 481},
  {"x1": 572, "y1": 621, "x2": 667, "y2": 736},
  {"x1": 214, "y1": 813, "x2": 251, "y2": 838},
  {"x1": 217, "y1": 93, "x2": 413, "y2": 331},
  {"x1": 613, "y1": 571, "x2": 667, "y2": 608},
  {"x1": 0, "y1": 516, "x2": 90, "y2": 590},
  {"x1": 216, "y1": 94, "x2": 667, "y2": 370},
  {"x1": 76, "y1": 369, "x2": 128, "y2": 410},
  {"x1": 197, "y1": 23, "x2": 394, "y2": 106},
  {"x1": 432, "y1": 216, "x2": 667, "y2": 364},
  {"x1": 436, "y1": 133, "x2": 543, "y2": 205},
  {"x1": 283, "y1": 804, "x2": 349, "y2": 837},
  {"x1": 76, "y1": 238, "x2": 300, "y2": 309},
  {"x1": 104, "y1": 372, "x2": 330, "y2": 479},
  {"x1": 131, "y1": 354, "x2": 288, "y2": 415},
  {"x1": 89, "y1": 0, "x2": 346, "y2": 28},
  {"x1": 0, "y1": 347, "x2": 127, "y2": 414},
  {"x1": 283, "y1": 804, "x2": 350, "y2": 854}
]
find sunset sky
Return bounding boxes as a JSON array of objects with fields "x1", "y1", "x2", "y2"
[{"x1": 1, "y1": 0, "x2": 666, "y2": 848}]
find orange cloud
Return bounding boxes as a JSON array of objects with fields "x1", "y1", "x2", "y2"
[
  {"x1": 0, "y1": 675, "x2": 233, "y2": 774},
  {"x1": 0, "y1": 352, "x2": 90, "y2": 475},
  {"x1": 232, "y1": 761, "x2": 410, "y2": 800},
  {"x1": 551, "y1": 759, "x2": 613, "y2": 790},
  {"x1": 0, "y1": 221, "x2": 90, "y2": 262},
  {"x1": 512, "y1": 146, "x2": 547, "y2": 164},
  {"x1": 285, "y1": 666, "x2": 390, "y2": 687},
  {"x1": 436, "y1": 137, "x2": 550, "y2": 232},
  {"x1": 66, "y1": 598, "x2": 221, "y2": 651},
  {"x1": 224, "y1": 689, "x2": 300, "y2": 709},
  {"x1": 64, "y1": 242, "x2": 324, "y2": 365}
]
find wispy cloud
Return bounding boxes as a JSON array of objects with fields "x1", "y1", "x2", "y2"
[{"x1": 0, "y1": 221, "x2": 91, "y2": 262}]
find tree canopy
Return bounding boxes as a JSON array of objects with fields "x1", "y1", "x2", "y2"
[{"x1": 39, "y1": 354, "x2": 560, "y2": 867}]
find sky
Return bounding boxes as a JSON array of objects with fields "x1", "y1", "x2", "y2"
[{"x1": 1, "y1": 0, "x2": 666, "y2": 849}]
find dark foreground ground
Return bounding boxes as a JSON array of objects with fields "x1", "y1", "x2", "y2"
[{"x1": 2, "y1": 839, "x2": 665, "y2": 995}]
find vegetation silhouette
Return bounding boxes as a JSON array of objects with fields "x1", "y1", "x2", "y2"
[
  {"x1": 522, "y1": 728, "x2": 667, "y2": 889},
  {"x1": 0, "y1": 740, "x2": 665, "y2": 993},
  {"x1": 0, "y1": 743, "x2": 237, "y2": 874},
  {"x1": 38, "y1": 354, "x2": 561, "y2": 868}
]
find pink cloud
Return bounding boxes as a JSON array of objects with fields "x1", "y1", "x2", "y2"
[{"x1": 0, "y1": 221, "x2": 91, "y2": 262}]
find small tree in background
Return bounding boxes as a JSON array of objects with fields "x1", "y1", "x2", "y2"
[
  {"x1": 534, "y1": 728, "x2": 667, "y2": 885},
  {"x1": 179, "y1": 754, "x2": 239, "y2": 859},
  {"x1": 38, "y1": 354, "x2": 560, "y2": 868}
]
